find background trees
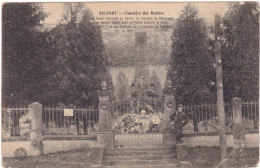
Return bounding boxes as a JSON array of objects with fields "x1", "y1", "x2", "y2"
[
  {"x1": 3, "y1": 2, "x2": 259, "y2": 106},
  {"x1": 166, "y1": 2, "x2": 258, "y2": 104},
  {"x1": 167, "y1": 4, "x2": 215, "y2": 104},
  {"x1": 43, "y1": 5, "x2": 111, "y2": 106},
  {"x1": 2, "y1": 3, "x2": 47, "y2": 105},
  {"x1": 114, "y1": 71, "x2": 130, "y2": 102},
  {"x1": 222, "y1": 2, "x2": 259, "y2": 101},
  {"x1": 150, "y1": 70, "x2": 163, "y2": 100},
  {"x1": 2, "y1": 3, "x2": 113, "y2": 106}
]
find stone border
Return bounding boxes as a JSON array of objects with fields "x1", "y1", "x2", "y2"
[{"x1": 182, "y1": 129, "x2": 258, "y2": 137}]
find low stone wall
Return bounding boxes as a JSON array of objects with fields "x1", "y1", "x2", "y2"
[
  {"x1": 42, "y1": 139, "x2": 98, "y2": 154},
  {"x1": 2, "y1": 138, "x2": 99, "y2": 158},
  {"x1": 114, "y1": 133, "x2": 164, "y2": 146},
  {"x1": 245, "y1": 133, "x2": 259, "y2": 148},
  {"x1": 181, "y1": 131, "x2": 258, "y2": 148},
  {"x1": 2, "y1": 140, "x2": 41, "y2": 157}
]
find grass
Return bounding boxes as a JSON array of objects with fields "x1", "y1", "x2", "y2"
[
  {"x1": 2, "y1": 147, "x2": 259, "y2": 168},
  {"x1": 187, "y1": 147, "x2": 259, "y2": 168},
  {"x1": 2, "y1": 148, "x2": 103, "y2": 168}
]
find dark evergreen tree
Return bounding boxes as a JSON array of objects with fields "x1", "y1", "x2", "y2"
[
  {"x1": 115, "y1": 71, "x2": 130, "y2": 102},
  {"x1": 150, "y1": 70, "x2": 163, "y2": 99},
  {"x1": 43, "y1": 4, "x2": 113, "y2": 106},
  {"x1": 2, "y1": 3, "x2": 47, "y2": 105},
  {"x1": 3, "y1": 3, "x2": 113, "y2": 106},
  {"x1": 167, "y1": 4, "x2": 215, "y2": 104},
  {"x1": 222, "y1": 2, "x2": 259, "y2": 101}
]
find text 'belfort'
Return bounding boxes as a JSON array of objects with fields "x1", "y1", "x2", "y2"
[{"x1": 99, "y1": 11, "x2": 165, "y2": 15}]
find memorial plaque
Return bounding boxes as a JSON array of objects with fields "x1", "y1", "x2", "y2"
[{"x1": 64, "y1": 109, "x2": 73, "y2": 116}]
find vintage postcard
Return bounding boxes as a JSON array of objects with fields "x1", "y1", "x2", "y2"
[{"x1": 2, "y1": 2, "x2": 259, "y2": 168}]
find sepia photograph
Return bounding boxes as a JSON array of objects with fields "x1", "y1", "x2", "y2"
[{"x1": 1, "y1": 1, "x2": 259, "y2": 168}]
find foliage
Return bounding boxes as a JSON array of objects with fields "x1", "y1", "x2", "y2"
[
  {"x1": 2, "y1": 3, "x2": 47, "y2": 105},
  {"x1": 2, "y1": 3, "x2": 113, "y2": 106},
  {"x1": 62, "y1": 3, "x2": 85, "y2": 29},
  {"x1": 150, "y1": 70, "x2": 163, "y2": 99},
  {"x1": 167, "y1": 4, "x2": 216, "y2": 104},
  {"x1": 42, "y1": 4, "x2": 113, "y2": 106},
  {"x1": 114, "y1": 71, "x2": 130, "y2": 102},
  {"x1": 1, "y1": 110, "x2": 12, "y2": 138},
  {"x1": 222, "y1": 2, "x2": 259, "y2": 101}
]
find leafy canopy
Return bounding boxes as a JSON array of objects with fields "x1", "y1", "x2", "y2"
[{"x1": 2, "y1": 3, "x2": 113, "y2": 106}]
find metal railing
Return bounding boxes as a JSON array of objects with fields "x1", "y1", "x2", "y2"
[
  {"x1": 2, "y1": 107, "x2": 29, "y2": 138},
  {"x1": 42, "y1": 106, "x2": 98, "y2": 136},
  {"x1": 183, "y1": 103, "x2": 219, "y2": 132},
  {"x1": 242, "y1": 101, "x2": 259, "y2": 130},
  {"x1": 183, "y1": 100, "x2": 258, "y2": 133},
  {"x1": 2, "y1": 100, "x2": 258, "y2": 137},
  {"x1": 2, "y1": 105, "x2": 99, "y2": 138}
]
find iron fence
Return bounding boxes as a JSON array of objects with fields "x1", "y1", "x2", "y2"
[
  {"x1": 2, "y1": 107, "x2": 29, "y2": 138},
  {"x1": 2, "y1": 100, "x2": 258, "y2": 137},
  {"x1": 183, "y1": 101, "x2": 258, "y2": 133},
  {"x1": 242, "y1": 101, "x2": 259, "y2": 129},
  {"x1": 183, "y1": 103, "x2": 219, "y2": 132},
  {"x1": 2, "y1": 105, "x2": 99, "y2": 138},
  {"x1": 42, "y1": 106, "x2": 98, "y2": 136}
]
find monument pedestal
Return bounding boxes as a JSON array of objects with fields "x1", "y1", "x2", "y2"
[
  {"x1": 163, "y1": 129, "x2": 176, "y2": 146},
  {"x1": 179, "y1": 161, "x2": 192, "y2": 168},
  {"x1": 232, "y1": 97, "x2": 245, "y2": 148},
  {"x1": 29, "y1": 102, "x2": 43, "y2": 154},
  {"x1": 176, "y1": 143, "x2": 188, "y2": 161},
  {"x1": 163, "y1": 95, "x2": 176, "y2": 147},
  {"x1": 97, "y1": 132, "x2": 114, "y2": 148},
  {"x1": 97, "y1": 84, "x2": 114, "y2": 148}
]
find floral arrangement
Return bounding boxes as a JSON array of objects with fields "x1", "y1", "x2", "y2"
[{"x1": 112, "y1": 112, "x2": 163, "y2": 133}]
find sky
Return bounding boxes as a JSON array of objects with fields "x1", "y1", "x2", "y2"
[{"x1": 42, "y1": 2, "x2": 230, "y2": 25}]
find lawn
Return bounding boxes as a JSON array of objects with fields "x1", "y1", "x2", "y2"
[
  {"x1": 187, "y1": 147, "x2": 259, "y2": 168},
  {"x1": 3, "y1": 148, "x2": 103, "y2": 168},
  {"x1": 2, "y1": 147, "x2": 259, "y2": 168}
]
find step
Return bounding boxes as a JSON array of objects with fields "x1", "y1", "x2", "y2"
[
  {"x1": 103, "y1": 158, "x2": 178, "y2": 166},
  {"x1": 102, "y1": 154, "x2": 177, "y2": 162},
  {"x1": 102, "y1": 164, "x2": 179, "y2": 168},
  {"x1": 103, "y1": 150, "x2": 175, "y2": 156},
  {"x1": 104, "y1": 146, "x2": 175, "y2": 152}
]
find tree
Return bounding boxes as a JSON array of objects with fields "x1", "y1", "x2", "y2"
[
  {"x1": 42, "y1": 4, "x2": 113, "y2": 106},
  {"x1": 222, "y1": 2, "x2": 259, "y2": 101},
  {"x1": 2, "y1": 3, "x2": 47, "y2": 105},
  {"x1": 150, "y1": 70, "x2": 163, "y2": 99},
  {"x1": 167, "y1": 4, "x2": 215, "y2": 104},
  {"x1": 115, "y1": 71, "x2": 130, "y2": 102},
  {"x1": 63, "y1": 3, "x2": 85, "y2": 29}
]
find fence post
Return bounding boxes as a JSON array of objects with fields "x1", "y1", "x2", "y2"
[
  {"x1": 97, "y1": 82, "x2": 114, "y2": 148},
  {"x1": 163, "y1": 95, "x2": 176, "y2": 146},
  {"x1": 231, "y1": 97, "x2": 245, "y2": 148},
  {"x1": 29, "y1": 102, "x2": 43, "y2": 154}
]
